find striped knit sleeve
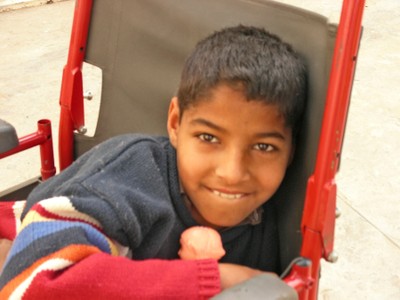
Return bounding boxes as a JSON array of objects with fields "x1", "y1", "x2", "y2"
[
  {"x1": 0, "y1": 196, "x2": 119, "y2": 298},
  {"x1": 0, "y1": 197, "x2": 221, "y2": 299}
]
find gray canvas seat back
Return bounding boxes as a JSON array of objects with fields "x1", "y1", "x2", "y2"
[{"x1": 77, "y1": 0, "x2": 337, "y2": 270}]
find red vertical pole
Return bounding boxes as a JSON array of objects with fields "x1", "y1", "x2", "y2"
[
  {"x1": 38, "y1": 119, "x2": 56, "y2": 180},
  {"x1": 58, "y1": 0, "x2": 93, "y2": 170},
  {"x1": 298, "y1": 0, "x2": 365, "y2": 299}
]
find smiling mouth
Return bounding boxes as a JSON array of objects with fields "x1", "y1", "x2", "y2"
[{"x1": 212, "y1": 190, "x2": 246, "y2": 200}]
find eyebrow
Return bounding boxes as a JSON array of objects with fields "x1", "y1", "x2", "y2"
[
  {"x1": 190, "y1": 118, "x2": 226, "y2": 132},
  {"x1": 190, "y1": 118, "x2": 286, "y2": 140},
  {"x1": 254, "y1": 132, "x2": 286, "y2": 140}
]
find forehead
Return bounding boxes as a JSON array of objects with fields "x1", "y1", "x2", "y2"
[{"x1": 182, "y1": 85, "x2": 290, "y2": 135}]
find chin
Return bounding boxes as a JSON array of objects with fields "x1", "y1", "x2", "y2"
[{"x1": 205, "y1": 217, "x2": 246, "y2": 229}]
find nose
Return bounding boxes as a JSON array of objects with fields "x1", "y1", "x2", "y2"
[{"x1": 214, "y1": 149, "x2": 250, "y2": 184}]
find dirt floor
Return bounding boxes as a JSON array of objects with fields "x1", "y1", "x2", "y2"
[{"x1": 0, "y1": 0, "x2": 399, "y2": 299}]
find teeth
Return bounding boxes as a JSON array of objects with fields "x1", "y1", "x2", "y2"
[{"x1": 213, "y1": 190, "x2": 243, "y2": 199}]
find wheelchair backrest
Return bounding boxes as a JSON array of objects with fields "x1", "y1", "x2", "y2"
[{"x1": 75, "y1": 0, "x2": 337, "y2": 270}]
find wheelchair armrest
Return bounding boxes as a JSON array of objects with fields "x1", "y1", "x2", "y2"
[
  {"x1": 212, "y1": 273, "x2": 298, "y2": 300},
  {"x1": 0, "y1": 119, "x2": 18, "y2": 154}
]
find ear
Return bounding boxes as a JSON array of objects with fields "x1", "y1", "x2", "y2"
[{"x1": 167, "y1": 97, "x2": 181, "y2": 148}]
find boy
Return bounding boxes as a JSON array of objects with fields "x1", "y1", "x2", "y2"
[{"x1": 0, "y1": 25, "x2": 306, "y2": 299}]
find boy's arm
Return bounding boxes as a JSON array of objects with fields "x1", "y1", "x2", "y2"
[
  {"x1": 0, "y1": 136, "x2": 264, "y2": 297},
  {"x1": 0, "y1": 136, "x2": 221, "y2": 298},
  {"x1": 0, "y1": 200, "x2": 263, "y2": 299},
  {"x1": 0, "y1": 197, "x2": 221, "y2": 299}
]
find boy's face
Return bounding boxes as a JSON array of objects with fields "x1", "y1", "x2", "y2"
[{"x1": 168, "y1": 84, "x2": 294, "y2": 229}]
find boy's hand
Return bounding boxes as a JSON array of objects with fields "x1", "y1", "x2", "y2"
[{"x1": 218, "y1": 263, "x2": 269, "y2": 290}]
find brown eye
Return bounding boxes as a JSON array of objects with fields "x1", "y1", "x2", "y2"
[
  {"x1": 198, "y1": 133, "x2": 218, "y2": 143},
  {"x1": 254, "y1": 143, "x2": 275, "y2": 152}
]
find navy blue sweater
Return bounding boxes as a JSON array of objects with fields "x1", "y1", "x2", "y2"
[{"x1": 24, "y1": 134, "x2": 279, "y2": 271}]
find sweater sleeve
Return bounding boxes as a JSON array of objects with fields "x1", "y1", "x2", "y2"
[
  {"x1": 0, "y1": 196, "x2": 221, "y2": 299},
  {"x1": 0, "y1": 135, "x2": 221, "y2": 299}
]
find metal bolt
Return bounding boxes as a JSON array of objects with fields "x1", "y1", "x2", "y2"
[
  {"x1": 327, "y1": 251, "x2": 339, "y2": 263},
  {"x1": 84, "y1": 91, "x2": 93, "y2": 100},
  {"x1": 336, "y1": 207, "x2": 342, "y2": 218},
  {"x1": 77, "y1": 126, "x2": 87, "y2": 134}
]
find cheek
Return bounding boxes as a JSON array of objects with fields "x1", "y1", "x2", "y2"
[
  {"x1": 177, "y1": 150, "x2": 208, "y2": 185},
  {"x1": 256, "y1": 161, "x2": 289, "y2": 194}
]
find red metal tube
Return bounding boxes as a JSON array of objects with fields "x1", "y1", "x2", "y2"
[
  {"x1": 58, "y1": 0, "x2": 93, "y2": 170},
  {"x1": 0, "y1": 120, "x2": 56, "y2": 181},
  {"x1": 297, "y1": 0, "x2": 365, "y2": 299},
  {"x1": 0, "y1": 133, "x2": 46, "y2": 158},
  {"x1": 38, "y1": 120, "x2": 56, "y2": 180},
  {"x1": 283, "y1": 259, "x2": 313, "y2": 299},
  {"x1": 312, "y1": 0, "x2": 365, "y2": 190}
]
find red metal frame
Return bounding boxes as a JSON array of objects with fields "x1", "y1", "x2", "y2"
[
  {"x1": 58, "y1": 0, "x2": 365, "y2": 299},
  {"x1": 284, "y1": 0, "x2": 365, "y2": 299},
  {"x1": 58, "y1": 0, "x2": 93, "y2": 170},
  {"x1": 0, "y1": 120, "x2": 56, "y2": 181}
]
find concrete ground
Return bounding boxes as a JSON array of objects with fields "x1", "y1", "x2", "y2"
[{"x1": 0, "y1": 0, "x2": 399, "y2": 299}]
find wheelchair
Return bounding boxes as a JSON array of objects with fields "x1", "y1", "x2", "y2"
[{"x1": 0, "y1": 1, "x2": 365, "y2": 299}]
